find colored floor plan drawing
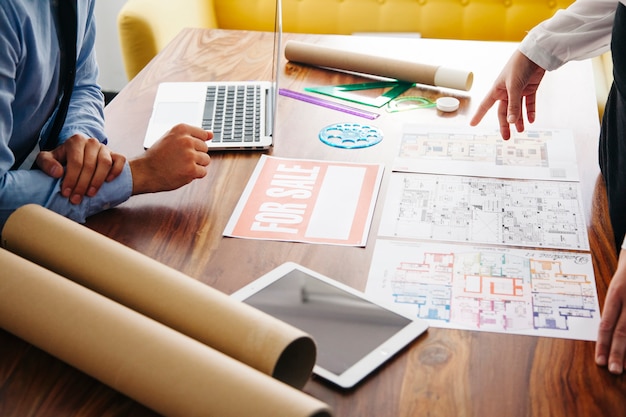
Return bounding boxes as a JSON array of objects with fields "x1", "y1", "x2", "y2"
[
  {"x1": 393, "y1": 126, "x2": 579, "y2": 181},
  {"x1": 378, "y1": 173, "x2": 589, "y2": 251},
  {"x1": 365, "y1": 240, "x2": 600, "y2": 340}
]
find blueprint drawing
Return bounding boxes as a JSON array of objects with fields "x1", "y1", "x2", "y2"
[
  {"x1": 365, "y1": 239, "x2": 600, "y2": 340},
  {"x1": 393, "y1": 125, "x2": 579, "y2": 181},
  {"x1": 378, "y1": 173, "x2": 589, "y2": 251}
]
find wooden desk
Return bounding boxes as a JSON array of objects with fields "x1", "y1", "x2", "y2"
[{"x1": 1, "y1": 29, "x2": 624, "y2": 416}]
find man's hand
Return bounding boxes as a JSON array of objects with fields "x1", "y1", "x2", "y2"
[
  {"x1": 596, "y1": 249, "x2": 626, "y2": 374},
  {"x1": 470, "y1": 50, "x2": 546, "y2": 139},
  {"x1": 129, "y1": 123, "x2": 212, "y2": 195},
  {"x1": 35, "y1": 134, "x2": 126, "y2": 204}
]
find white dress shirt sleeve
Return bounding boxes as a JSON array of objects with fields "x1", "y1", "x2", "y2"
[{"x1": 520, "y1": 0, "x2": 621, "y2": 71}]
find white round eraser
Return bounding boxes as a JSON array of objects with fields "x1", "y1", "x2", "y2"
[{"x1": 436, "y1": 97, "x2": 460, "y2": 112}]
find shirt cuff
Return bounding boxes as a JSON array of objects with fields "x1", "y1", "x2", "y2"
[
  {"x1": 48, "y1": 161, "x2": 133, "y2": 223},
  {"x1": 519, "y1": 32, "x2": 566, "y2": 72}
]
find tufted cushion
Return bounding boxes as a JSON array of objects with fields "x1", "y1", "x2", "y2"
[
  {"x1": 119, "y1": 0, "x2": 576, "y2": 81},
  {"x1": 118, "y1": 0, "x2": 572, "y2": 79},
  {"x1": 120, "y1": 0, "x2": 616, "y2": 119},
  {"x1": 215, "y1": 0, "x2": 573, "y2": 41}
]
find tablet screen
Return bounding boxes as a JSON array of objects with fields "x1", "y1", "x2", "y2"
[{"x1": 232, "y1": 263, "x2": 428, "y2": 388}]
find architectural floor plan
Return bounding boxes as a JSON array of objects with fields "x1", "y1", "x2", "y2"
[
  {"x1": 378, "y1": 172, "x2": 589, "y2": 251},
  {"x1": 393, "y1": 126, "x2": 580, "y2": 181},
  {"x1": 365, "y1": 239, "x2": 600, "y2": 340},
  {"x1": 367, "y1": 124, "x2": 597, "y2": 341}
]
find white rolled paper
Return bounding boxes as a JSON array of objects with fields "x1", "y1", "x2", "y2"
[{"x1": 284, "y1": 40, "x2": 473, "y2": 91}]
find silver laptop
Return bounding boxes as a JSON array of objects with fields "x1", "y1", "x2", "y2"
[{"x1": 143, "y1": 0, "x2": 282, "y2": 150}]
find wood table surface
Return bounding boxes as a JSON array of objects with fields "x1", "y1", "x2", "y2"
[{"x1": 1, "y1": 29, "x2": 624, "y2": 417}]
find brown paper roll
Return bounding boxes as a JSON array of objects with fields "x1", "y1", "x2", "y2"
[
  {"x1": 0, "y1": 249, "x2": 332, "y2": 417},
  {"x1": 1, "y1": 204, "x2": 315, "y2": 389},
  {"x1": 284, "y1": 40, "x2": 473, "y2": 91}
]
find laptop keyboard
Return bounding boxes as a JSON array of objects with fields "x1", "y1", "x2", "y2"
[{"x1": 202, "y1": 85, "x2": 262, "y2": 144}]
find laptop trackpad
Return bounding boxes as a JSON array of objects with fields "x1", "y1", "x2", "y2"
[{"x1": 153, "y1": 102, "x2": 199, "y2": 126}]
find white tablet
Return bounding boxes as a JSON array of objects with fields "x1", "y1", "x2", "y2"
[{"x1": 231, "y1": 262, "x2": 428, "y2": 389}]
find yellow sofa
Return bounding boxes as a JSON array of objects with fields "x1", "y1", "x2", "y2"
[
  {"x1": 117, "y1": 0, "x2": 610, "y2": 117},
  {"x1": 118, "y1": 0, "x2": 578, "y2": 80}
]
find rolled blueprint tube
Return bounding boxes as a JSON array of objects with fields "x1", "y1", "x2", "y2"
[
  {"x1": 284, "y1": 40, "x2": 473, "y2": 91},
  {"x1": 1, "y1": 204, "x2": 316, "y2": 389},
  {"x1": 0, "y1": 249, "x2": 332, "y2": 417}
]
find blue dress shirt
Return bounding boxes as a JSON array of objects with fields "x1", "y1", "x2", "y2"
[{"x1": 0, "y1": 0, "x2": 132, "y2": 229}]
